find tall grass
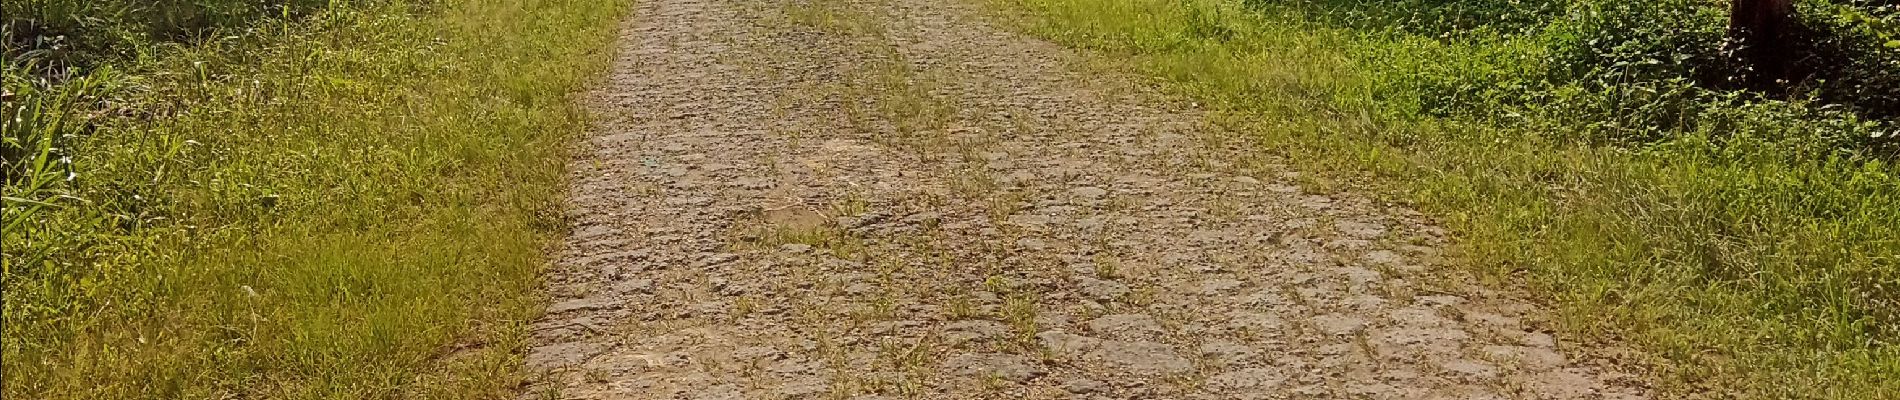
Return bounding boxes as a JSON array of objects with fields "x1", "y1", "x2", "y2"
[
  {"x1": 4, "y1": 0, "x2": 346, "y2": 76},
  {"x1": 991, "y1": 0, "x2": 1897, "y2": 398},
  {"x1": 2, "y1": 0, "x2": 629, "y2": 397}
]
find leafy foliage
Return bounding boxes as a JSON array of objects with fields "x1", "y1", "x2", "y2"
[
  {"x1": 1250, "y1": 0, "x2": 1899, "y2": 155},
  {"x1": 2, "y1": 0, "x2": 353, "y2": 77}
]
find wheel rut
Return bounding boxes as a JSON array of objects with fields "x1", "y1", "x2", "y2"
[{"x1": 523, "y1": 0, "x2": 1652, "y2": 398}]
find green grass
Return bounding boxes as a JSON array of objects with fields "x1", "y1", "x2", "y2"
[
  {"x1": 2, "y1": 0, "x2": 630, "y2": 397},
  {"x1": 987, "y1": 0, "x2": 1898, "y2": 398}
]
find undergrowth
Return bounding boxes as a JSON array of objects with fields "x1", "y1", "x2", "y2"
[
  {"x1": 2, "y1": 0, "x2": 629, "y2": 397},
  {"x1": 992, "y1": 0, "x2": 1897, "y2": 398}
]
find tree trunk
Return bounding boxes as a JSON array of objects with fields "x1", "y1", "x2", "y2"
[{"x1": 1727, "y1": 0, "x2": 1797, "y2": 88}]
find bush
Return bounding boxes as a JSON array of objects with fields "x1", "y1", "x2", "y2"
[
  {"x1": 2, "y1": 0, "x2": 345, "y2": 77},
  {"x1": 1247, "y1": 0, "x2": 1899, "y2": 155}
]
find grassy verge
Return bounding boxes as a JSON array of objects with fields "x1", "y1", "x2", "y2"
[
  {"x1": 2, "y1": 0, "x2": 629, "y2": 397},
  {"x1": 986, "y1": 0, "x2": 1897, "y2": 398}
]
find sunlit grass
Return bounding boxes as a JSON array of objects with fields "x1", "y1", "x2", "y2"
[{"x1": 1, "y1": 0, "x2": 630, "y2": 397}]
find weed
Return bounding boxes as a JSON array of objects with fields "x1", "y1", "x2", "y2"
[
  {"x1": 1125, "y1": 286, "x2": 1158, "y2": 307},
  {"x1": 832, "y1": 191, "x2": 872, "y2": 217},
  {"x1": 1001, "y1": 293, "x2": 1040, "y2": 348},
  {"x1": 946, "y1": 292, "x2": 981, "y2": 320},
  {"x1": 734, "y1": 295, "x2": 760, "y2": 319},
  {"x1": 783, "y1": 0, "x2": 887, "y2": 37},
  {"x1": 1091, "y1": 253, "x2": 1122, "y2": 279}
]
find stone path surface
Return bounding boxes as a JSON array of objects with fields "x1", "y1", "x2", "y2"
[{"x1": 522, "y1": 0, "x2": 1652, "y2": 398}]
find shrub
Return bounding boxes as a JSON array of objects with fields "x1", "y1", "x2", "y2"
[{"x1": 1245, "y1": 0, "x2": 1898, "y2": 154}]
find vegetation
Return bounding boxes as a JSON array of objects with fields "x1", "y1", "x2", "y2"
[
  {"x1": 2, "y1": 0, "x2": 629, "y2": 397},
  {"x1": 992, "y1": 0, "x2": 1896, "y2": 397},
  {"x1": 7, "y1": 0, "x2": 1896, "y2": 397}
]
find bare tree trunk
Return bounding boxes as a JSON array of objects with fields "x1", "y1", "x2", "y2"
[{"x1": 1727, "y1": 0, "x2": 1797, "y2": 88}]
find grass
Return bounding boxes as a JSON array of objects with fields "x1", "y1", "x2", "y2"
[
  {"x1": 2, "y1": 0, "x2": 631, "y2": 397},
  {"x1": 986, "y1": 0, "x2": 1898, "y2": 398}
]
